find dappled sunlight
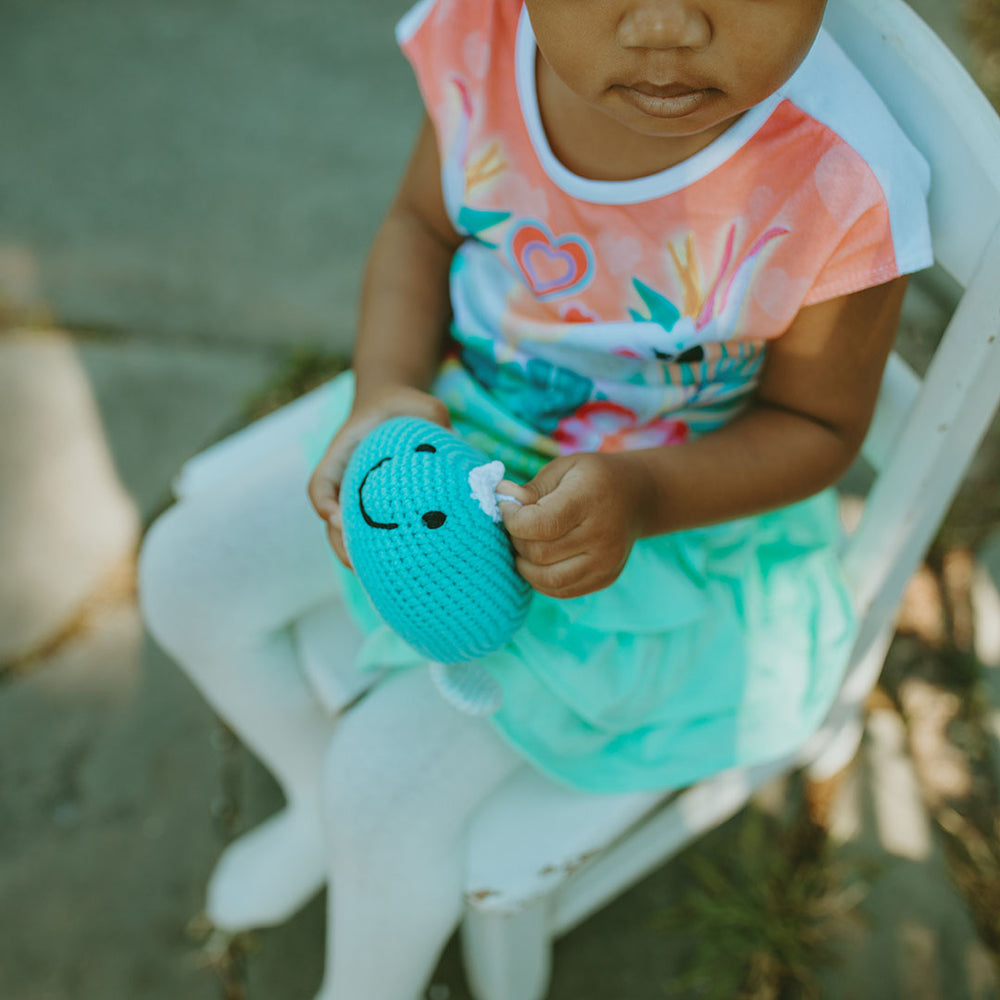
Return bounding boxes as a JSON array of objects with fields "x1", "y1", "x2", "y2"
[
  {"x1": 3, "y1": 603, "x2": 144, "y2": 714},
  {"x1": 972, "y1": 556, "x2": 1000, "y2": 668},
  {"x1": 866, "y1": 710, "x2": 935, "y2": 861},
  {"x1": 827, "y1": 709, "x2": 933, "y2": 862},
  {"x1": 0, "y1": 328, "x2": 140, "y2": 667}
]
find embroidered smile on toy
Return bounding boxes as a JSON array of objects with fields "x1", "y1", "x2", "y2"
[{"x1": 340, "y1": 417, "x2": 532, "y2": 714}]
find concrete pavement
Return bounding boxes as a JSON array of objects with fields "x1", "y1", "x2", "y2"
[{"x1": 0, "y1": 0, "x2": 419, "y2": 354}]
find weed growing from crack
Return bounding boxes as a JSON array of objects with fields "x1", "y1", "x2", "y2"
[
  {"x1": 653, "y1": 803, "x2": 869, "y2": 1000},
  {"x1": 243, "y1": 347, "x2": 347, "y2": 423}
]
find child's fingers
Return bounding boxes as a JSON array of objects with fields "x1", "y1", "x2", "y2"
[
  {"x1": 515, "y1": 551, "x2": 594, "y2": 599},
  {"x1": 309, "y1": 478, "x2": 340, "y2": 521},
  {"x1": 510, "y1": 461, "x2": 568, "y2": 506},
  {"x1": 313, "y1": 471, "x2": 352, "y2": 568},
  {"x1": 508, "y1": 522, "x2": 587, "y2": 567},
  {"x1": 499, "y1": 465, "x2": 580, "y2": 541},
  {"x1": 326, "y1": 520, "x2": 353, "y2": 570},
  {"x1": 307, "y1": 421, "x2": 374, "y2": 519},
  {"x1": 309, "y1": 392, "x2": 452, "y2": 521},
  {"x1": 496, "y1": 478, "x2": 532, "y2": 506},
  {"x1": 308, "y1": 448, "x2": 347, "y2": 520}
]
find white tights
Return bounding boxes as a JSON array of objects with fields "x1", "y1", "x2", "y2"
[{"x1": 138, "y1": 438, "x2": 525, "y2": 1000}]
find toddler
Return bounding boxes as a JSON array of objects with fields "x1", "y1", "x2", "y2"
[{"x1": 140, "y1": 0, "x2": 932, "y2": 997}]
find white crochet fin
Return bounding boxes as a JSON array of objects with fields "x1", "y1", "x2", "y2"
[{"x1": 469, "y1": 460, "x2": 521, "y2": 523}]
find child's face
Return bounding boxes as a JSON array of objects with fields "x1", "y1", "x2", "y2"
[{"x1": 526, "y1": 0, "x2": 827, "y2": 144}]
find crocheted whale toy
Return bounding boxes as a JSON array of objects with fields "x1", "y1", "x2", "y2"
[{"x1": 340, "y1": 417, "x2": 531, "y2": 715}]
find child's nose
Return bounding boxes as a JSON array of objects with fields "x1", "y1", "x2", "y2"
[{"x1": 616, "y1": 0, "x2": 711, "y2": 52}]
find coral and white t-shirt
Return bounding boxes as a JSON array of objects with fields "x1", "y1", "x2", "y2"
[{"x1": 397, "y1": 0, "x2": 933, "y2": 475}]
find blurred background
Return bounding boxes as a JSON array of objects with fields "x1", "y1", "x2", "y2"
[{"x1": 2, "y1": 0, "x2": 1000, "y2": 998}]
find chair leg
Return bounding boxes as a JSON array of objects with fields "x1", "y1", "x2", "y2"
[{"x1": 461, "y1": 895, "x2": 553, "y2": 1000}]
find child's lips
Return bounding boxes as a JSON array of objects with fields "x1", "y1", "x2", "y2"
[
  {"x1": 619, "y1": 80, "x2": 713, "y2": 118},
  {"x1": 630, "y1": 80, "x2": 702, "y2": 98}
]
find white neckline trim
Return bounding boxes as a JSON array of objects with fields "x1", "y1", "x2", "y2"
[
  {"x1": 396, "y1": 0, "x2": 436, "y2": 45},
  {"x1": 515, "y1": 5, "x2": 784, "y2": 205}
]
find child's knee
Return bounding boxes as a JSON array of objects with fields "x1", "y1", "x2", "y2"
[
  {"x1": 319, "y1": 706, "x2": 416, "y2": 859},
  {"x1": 320, "y1": 726, "x2": 377, "y2": 850}
]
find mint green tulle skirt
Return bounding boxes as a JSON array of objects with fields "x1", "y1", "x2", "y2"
[{"x1": 305, "y1": 372, "x2": 856, "y2": 793}]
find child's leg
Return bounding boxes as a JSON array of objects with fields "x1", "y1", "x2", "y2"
[
  {"x1": 317, "y1": 665, "x2": 524, "y2": 1000},
  {"x1": 138, "y1": 440, "x2": 356, "y2": 928}
]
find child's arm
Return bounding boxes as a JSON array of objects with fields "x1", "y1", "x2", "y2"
[
  {"x1": 308, "y1": 114, "x2": 462, "y2": 565},
  {"x1": 500, "y1": 276, "x2": 908, "y2": 598}
]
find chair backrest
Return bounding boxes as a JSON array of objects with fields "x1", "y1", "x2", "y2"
[
  {"x1": 823, "y1": 0, "x2": 1000, "y2": 662},
  {"x1": 458, "y1": 2, "x2": 1000, "y2": 951},
  {"x1": 826, "y1": 0, "x2": 1000, "y2": 286}
]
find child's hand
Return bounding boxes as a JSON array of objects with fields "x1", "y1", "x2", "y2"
[
  {"x1": 307, "y1": 385, "x2": 451, "y2": 568},
  {"x1": 498, "y1": 452, "x2": 654, "y2": 599}
]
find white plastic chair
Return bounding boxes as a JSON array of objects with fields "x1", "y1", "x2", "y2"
[{"x1": 175, "y1": 1, "x2": 1000, "y2": 996}]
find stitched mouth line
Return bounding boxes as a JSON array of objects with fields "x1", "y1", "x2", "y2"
[{"x1": 358, "y1": 456, "x2": 399, "y2": 530}]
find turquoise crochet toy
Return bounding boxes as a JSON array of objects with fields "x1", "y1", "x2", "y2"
[{"x1": 340, "y1": 417, "x2": 532, "y2": 715}]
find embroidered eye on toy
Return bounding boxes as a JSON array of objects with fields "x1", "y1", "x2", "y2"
[{"x1": 340, "y1": 416, "x2": 532, "y2": 715}]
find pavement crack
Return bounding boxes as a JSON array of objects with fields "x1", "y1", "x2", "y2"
[{"x1": 48, "y1": 737, "x2": 92, "y2": 831}]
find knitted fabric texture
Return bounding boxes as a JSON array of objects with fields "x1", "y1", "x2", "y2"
[{"x1": 341, "y1": 417, "x2": 531, "y2": 666}]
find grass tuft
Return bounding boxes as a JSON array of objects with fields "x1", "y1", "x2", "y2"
[
  {"x1": 653, "y1": 803, "x2": 870, "y2": 999},
  {"x1": 243, "y1": 346, "x2": 348, "y2": 423}
]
